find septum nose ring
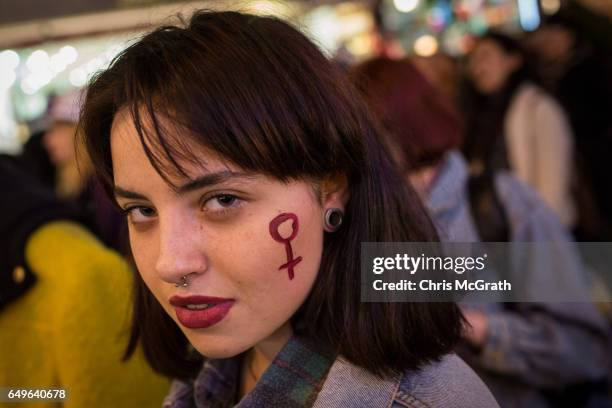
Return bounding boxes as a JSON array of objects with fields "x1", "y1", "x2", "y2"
[{"x1": 175, "y1": 275, "x2": 189, "y2": 288}]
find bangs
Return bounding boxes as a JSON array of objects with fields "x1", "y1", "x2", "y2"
[{"x1": 111, "y1": 12, "x2": 363, "y2": 189}]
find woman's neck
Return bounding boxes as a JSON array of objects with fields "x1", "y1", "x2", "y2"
[{"x1": 238, "y1": 323, "x2": 293, "y2": 399}]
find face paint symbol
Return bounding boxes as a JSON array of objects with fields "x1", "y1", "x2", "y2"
[{"x1": 269, "y1": 213, "x2": 303, "y2": 280}]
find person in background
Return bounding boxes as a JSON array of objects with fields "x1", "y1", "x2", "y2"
[
  {"x1": 0, "y1": 156, "x2": 170, "y2": 408},
  {"x1": 42, "y1": 90, "x2": 126, "y2": 252},
  {"x1": 9, "y1": 129, "x2": 56, "y2": 190},
  {"x1": 461, "y1": 31, "x2": 576, "y2": 229},
  {"x1": 527, "y1": 12, "x2": 612, "y2": 240},
  {"x1": 350, "y1": 57, "x2": 610, "y2": 408}
]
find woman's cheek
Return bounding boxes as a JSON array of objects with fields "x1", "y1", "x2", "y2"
[
  {"x1": 130, "y1": 234, "x2": 167, "y2": 300},
  {"x1": 267, "y1": 212, "x2": 322, "y2": 286},
  {"x1": 131, "y1": 235, "x2": 154, "y2": 273},
  {"x1": 229, "y1": 217, "x2": 321, "y2": 309}
]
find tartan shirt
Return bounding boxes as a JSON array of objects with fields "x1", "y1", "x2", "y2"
[{"x1": 162, "y1": 336, "x2": 336, "y2": 408}]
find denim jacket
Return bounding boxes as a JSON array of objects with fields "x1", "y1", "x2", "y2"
[
  {"x1": 163, "y1": 336, "x2": 499, "y2": 408},
  {"x1": 314, "y1": 353, "x2": 498, "y2": 408}
]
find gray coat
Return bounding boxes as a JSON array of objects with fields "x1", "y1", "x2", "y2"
[{"x1": 426, "y1": 151, "x2": 610, "y2": 408}]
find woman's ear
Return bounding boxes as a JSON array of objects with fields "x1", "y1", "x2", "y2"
[{"x1": 320, "y1": 173, "x2": 349, "y2": 211}]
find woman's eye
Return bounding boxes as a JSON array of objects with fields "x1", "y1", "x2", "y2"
[
  {"x1": 203, "y1": 194, "x2": 243, "y2": 213},
  {"x1": 124, "y1": 206, "x2": 156, "y2": 223}
]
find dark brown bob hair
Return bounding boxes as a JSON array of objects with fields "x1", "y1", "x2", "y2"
[{"x1": 79, "y1": 10, "x2": 462, "y2": 380}]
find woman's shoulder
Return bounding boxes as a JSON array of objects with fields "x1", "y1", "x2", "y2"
[
  {"x1": 512, "y1": 82, "x2": 564, "y2": 116},
  {"x1": 512, "y1": 82, "x2": 545, "y2": 101},
  {"x1": 394, "y1": 354, "x2": 499, "y2": 408},
  {"x1": 313, "y1": 354, "x2": 498, "y2": 408}
]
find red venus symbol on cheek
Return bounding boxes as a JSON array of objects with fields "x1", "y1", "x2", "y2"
[{"x1": 269, "y1": 213, "x2": 303, "y2": 280}]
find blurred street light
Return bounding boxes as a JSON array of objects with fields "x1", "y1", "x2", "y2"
[
  {"x1": 394, "y1": 0, "x2": 419, "y2": 13},
  {"x1": 414, "y1": 34, "x2": 438, "y2": 56}
]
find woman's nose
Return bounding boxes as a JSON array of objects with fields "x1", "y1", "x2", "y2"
[{"x1": 155, "y1": 216, "x2": 208, "y2": 284}]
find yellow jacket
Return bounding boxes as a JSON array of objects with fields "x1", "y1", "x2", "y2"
[{"x1": 0, "y1": 221, "x2": 169, "y2": 407}]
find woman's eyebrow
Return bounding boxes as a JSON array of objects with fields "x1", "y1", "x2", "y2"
[
  {"x1": 114, "y1": 171, "x2": 254, "y2": 201},
  {"x1": 114, "y1": 187, "x2": 147, "y2": 200},
  {"x1": 176, "y1": 171, "x2": 255, "y2": 194}
]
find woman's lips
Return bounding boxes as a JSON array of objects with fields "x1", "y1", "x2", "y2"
[{"x1": 169, "y1": 295, "x2": 235, "y2": 329}]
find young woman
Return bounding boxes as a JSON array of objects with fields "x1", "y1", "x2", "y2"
[
  {"x1": 462, "y1": 32, "x2": 576, "y2": 228},
  {"x1": 79, "y1": 10, "x2": 497, "y2": 407}
]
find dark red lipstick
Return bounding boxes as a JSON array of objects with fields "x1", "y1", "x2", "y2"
[{"x1": 169, "y1": 295, "x2": 234, "y2": 329}]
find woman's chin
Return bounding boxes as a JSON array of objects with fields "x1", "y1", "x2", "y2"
[{"x1": 188, "y1": 337, "x2": 251, "y2": 360}]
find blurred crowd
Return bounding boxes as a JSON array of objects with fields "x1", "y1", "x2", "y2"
[{"x1": 1, "y1": 5, "x2": 611, "y2": 408}]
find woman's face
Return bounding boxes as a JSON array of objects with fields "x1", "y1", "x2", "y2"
[
  {"x1": 468, "y1": 39, "x2": 522, "y2": 94},
  {"x1": 43, "y1": 121, "x2": 78, "y2": 167},
  {"x1": 111, "y1": 111, "x2": 343, "y2": 358}
]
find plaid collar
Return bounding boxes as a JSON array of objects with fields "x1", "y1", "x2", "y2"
[{"x1": 185, "y1": 336, "x2": 335, "y2": 408}]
